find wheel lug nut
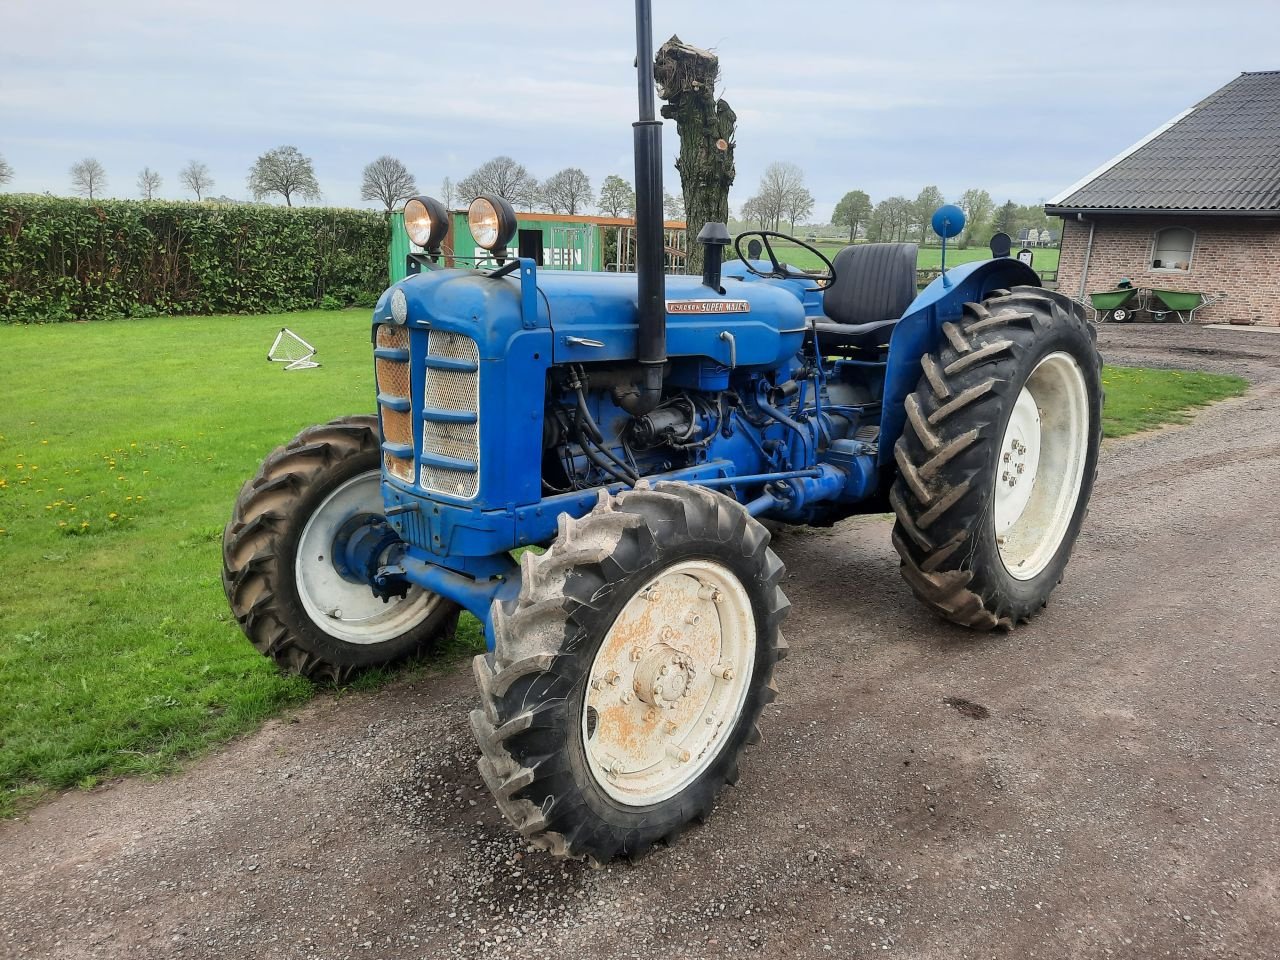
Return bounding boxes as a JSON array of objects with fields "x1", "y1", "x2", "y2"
[
  {"x1": 630, "y1": 647, "x2": 643, "y2": 662},
  {"x1": 620, "y1": 691, "x2": 633, "y2": 704},
  {"x1": 714, "y1": 662, "x2": 735, "y2": 681},
  {"x1": 660, "y1": 626, "x2": 675, "y2": 641},
  {"x1": 666, "y1": 745, "x2": 691, "y2": 763},
  {"x1": 664, "y1": 720, "x2": 678, "y2": 735},
  {"x1": 697, "y1": 585, "x2": 722, "y2": 602},
  {"x1": 685, "y1": 613, "x2": 701, "y2": 626}
]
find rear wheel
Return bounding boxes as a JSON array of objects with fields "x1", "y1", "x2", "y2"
[
  {"x1": 470, "y1": 481, "x2": 789, "y2": 863},
  {"x1": 890, "y1": 286, "x2": 1103, "y2": 629},
  {"x1": 222, "y1": 415, "x2": 459, "y2": 681}
]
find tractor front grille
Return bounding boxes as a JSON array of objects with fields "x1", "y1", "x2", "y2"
[
  {"x1": 375, "y1": 324, "x2": 415, "y2": 485},
  {"x1": 421, "y1": 330, "x2": 480, "y2": 500}
]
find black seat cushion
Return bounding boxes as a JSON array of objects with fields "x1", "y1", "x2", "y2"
[{"x1": 815, "y1": 242, "x2": 918, "y2": 351}]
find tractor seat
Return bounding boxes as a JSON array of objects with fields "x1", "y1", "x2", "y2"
[{"x1": 814, "y1": 242, "x2": 918, "y2": 352}]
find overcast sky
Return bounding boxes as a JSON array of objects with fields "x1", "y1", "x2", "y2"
[{"x1": 2, "y1": 0, "x2": 1276, "y2": 220}]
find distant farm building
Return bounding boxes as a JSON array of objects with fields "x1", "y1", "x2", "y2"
[
  {"x1": 1046, "y1": 70, "x2": 1280, "y2": 325},
  {"x1": 389, "y1": 210, "x2": 687, "y2": 283}
]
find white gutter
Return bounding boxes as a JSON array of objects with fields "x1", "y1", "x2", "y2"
[{"x1": 1047, "y1": 107, "x2": 1195, "y2": 206}]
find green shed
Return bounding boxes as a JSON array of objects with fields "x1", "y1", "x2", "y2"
[{"x1": 388, "y1": 210, "x2": 687, "y2": 283}]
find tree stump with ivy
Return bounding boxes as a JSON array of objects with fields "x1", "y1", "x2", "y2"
[{"x1": 655, "y1": 35, "x2": 737, "y2": 275}]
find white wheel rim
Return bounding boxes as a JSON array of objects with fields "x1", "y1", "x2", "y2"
[
  {"x1": 994, "y1": 351, "x2": 1090, "y2": 581},
  {"x1": 581, "y1": 560, "x2": 756, "y2": 807},
  {"x1": 295, "y1": 471, "x2": 441, "y2": 644}
]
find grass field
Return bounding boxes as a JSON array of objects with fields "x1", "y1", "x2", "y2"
[{"x1": 0, "y1": 309, "x2": 1247, "y2": 815}]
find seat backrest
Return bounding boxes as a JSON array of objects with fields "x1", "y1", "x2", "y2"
[{"x1": 823, "y1": 242, "x2": 919, "y2": 326}]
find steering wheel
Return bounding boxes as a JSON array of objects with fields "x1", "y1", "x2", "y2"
[{"x1": 733, "y1": 231, "x2": 837, "y2": 290}]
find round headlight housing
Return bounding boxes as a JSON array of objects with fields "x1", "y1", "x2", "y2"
[
  {"x1": 468, "y1": 194, "x2": 518, "y2": 253},
  {"x1": 403, "y1": 195, "x2": 449, "y2": 251}
]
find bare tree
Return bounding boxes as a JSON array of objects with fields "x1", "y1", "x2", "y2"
[
  {"x1": 360, "y1": 155, "x2": 417, "y2": 214},
  {"x1": 247, "y1": 145, "x2": 322, "y2": 206},
  {"x1": 541, "y1": 167, "x2": 593, "y2": 215},
  {"x1": 137, "y1": 167, "x2": 163, "y2": 200},
  {"x1": 783, "y1": 186, "x2": 814, "y2": 232},
  {"x1": 0, "y1": 153, "x2": 13, "y2": 187},
  {"x1": 597, "y1": 175, "x2": 635, "y2": 218},
  {"x1": 180, "y1": 160, "x2": 214, "y2": 200},
  {"x1": 663, "y1": 191, "x2": 685, "y2": 220},
  {"x1": 754, "y1": 162, "x2": 808, "y2": 232},
  {"x1": 441, "y1": 177, "x2": 455, "y2": 209},
  {"x1": 738, "y1": 196, "x2": 767, "y2": 229},
  {"x1": 70, "y1": 158, "x2": 107, "y2": 199},
  {"x1": 456, "y1": 156, "x2": 538, "y2": 208}
]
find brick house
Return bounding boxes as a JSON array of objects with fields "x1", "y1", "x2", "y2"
[{"x1": 1046, "y1": 71, "x2": 1280, "y2": 326}]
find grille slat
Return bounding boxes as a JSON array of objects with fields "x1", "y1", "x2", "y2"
[{"x1": 422, "y1": 331, "x2": 479, "y2": 499}]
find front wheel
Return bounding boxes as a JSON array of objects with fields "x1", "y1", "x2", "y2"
[
  {"x1": 470, "y1": 482, "x2": 789, "y2": 863},
  {"x1": 222, "y1": 415, "x2": 460, "y2": 681},
  {"x1": 890, "y1": 286, "x2": 1103, "y2": 629}
]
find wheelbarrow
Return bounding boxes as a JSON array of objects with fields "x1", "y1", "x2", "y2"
[
  {"x1": 1089, "y1": 286, "x2": 1144, "y2": 323},
  {"x1": 1147, "y1": 289, "x2": 1226, "y2": 324}
]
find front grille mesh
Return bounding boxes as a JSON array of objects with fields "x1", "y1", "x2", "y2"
[
  {"x1": 375, "y1": 323, "x2": 414, "y2": 486},
  {"x1": 375, "y1": 357, "x2": 411, "y2": 399},
  {"x1": 422, "y1": 331, "x2": 479, "y2": 499}
]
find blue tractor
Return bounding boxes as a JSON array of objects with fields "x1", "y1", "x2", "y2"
[{"x1": 223, "y1": 1, "x2": 1102, "y2": 863}]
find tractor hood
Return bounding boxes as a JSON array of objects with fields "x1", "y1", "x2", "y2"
[{"x1": 379, "y1": 267, "x2": 808, "y2": 369}]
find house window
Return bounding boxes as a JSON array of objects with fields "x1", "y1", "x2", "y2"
[{"x1": 1151, "y1": 226, "x2": 1195, "y2": 271}]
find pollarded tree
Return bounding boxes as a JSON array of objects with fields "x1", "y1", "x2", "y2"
[
  {"x1": 361, "y1": 155, "x2": 417, "y2": 214},
  {"x1": 597, "y1": 175, "x2": 636, "y2": 218},
  {"x1": 832, "y1": 189, "x2": 872, "y2": 243},
  {"x1": 137, "y1": 167, "x2": 163, "y2": 200},
  {"x1": 248, "y1": 145, "x2": 322, "y2": 207},
  {"x1": 541, "y1": 167, "x2": 593, "y2": 215},
  {"x1": 655, "y1": 35, "x2": 737, "y2": 272},
  {"x1": 456, "y1": 156, "x2": 538, "y2": 208},
  {"x1": 0, "y1": 153, "x2": 13, "y2": 187},
  {"x1": 70, "y1": 158, "x2": 107, "y2": 199},
  {"x1": 180, "y1": 160, "x2": 214, "y2": 200}
]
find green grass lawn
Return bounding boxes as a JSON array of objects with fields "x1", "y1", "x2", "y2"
[
  {"x1": 1101, "y1": 365, "x2": 1247, "y2": 437},
  {"x1": 0, "y1": 310, "x2": 1247, "y2": 815}
]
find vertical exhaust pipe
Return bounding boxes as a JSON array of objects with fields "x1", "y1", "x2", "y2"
[{"x1": 631, "y1": 0, "x2": 665, "y2": 414}]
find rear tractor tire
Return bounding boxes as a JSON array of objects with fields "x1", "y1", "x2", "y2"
[
  {"x1": 222, "y1": 415, "x2": 460, "y2": 682},
  {"x1": 890, "y1": 286, "x2": 1103, "y2": 629},
  {"x1": 470, "y1": 481, "x2": 789, "y2": 863}
]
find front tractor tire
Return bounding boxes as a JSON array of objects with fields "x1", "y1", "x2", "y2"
[
  {"x1": 891, "y1": 286, "x2": 1103, "y2": 630},
  {"x1": 471, "y1": 482, "x2": 789, "y2": 863},
  {"x1": 222, "y1": 415, "x2": 460, "y2": 682}
]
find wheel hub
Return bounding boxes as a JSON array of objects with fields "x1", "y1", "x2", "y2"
[
  {"x1": 580, "y1": 561, "x2": 756, "y2": 806},
  {"x1": 633, "y1": 643, "x2": 696, "y2": 706}
]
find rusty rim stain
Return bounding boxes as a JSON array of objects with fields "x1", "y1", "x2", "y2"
[{"x1": 580, "y1": 559, "x2": 755, "y2": 805}]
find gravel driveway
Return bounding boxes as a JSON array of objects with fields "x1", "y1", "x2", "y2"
[{"x1": 3, "y1": 323, "x2": 1278, "y2": 960}]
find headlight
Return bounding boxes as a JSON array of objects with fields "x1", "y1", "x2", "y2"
[
  {"x1": 468, "y1": 194, "x2": 518, "y2": 253},
  {"x1": 403, "y1": 195, "x2": 449, "y2": 251}
]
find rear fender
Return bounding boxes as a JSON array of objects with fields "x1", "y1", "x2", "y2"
[{"x1": 877, "y1": 258, "x2": 1040, "y2": 470}]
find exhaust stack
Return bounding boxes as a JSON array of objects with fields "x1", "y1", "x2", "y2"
[{"x1": 631, "y1": 0, "x2": 665, "y2": 414}]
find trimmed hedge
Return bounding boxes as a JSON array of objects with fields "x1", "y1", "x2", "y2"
[{"x1": 0, "y1": 196, "x2": 390, "y2": 323}]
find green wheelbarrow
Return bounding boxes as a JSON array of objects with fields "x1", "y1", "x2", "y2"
[
  {"x1": 1088, "y1": 286, "x2": 1143, "y2": 323},
  {"x1": 1147, "y1": 289, "x2": 1226, "y2": 324}
]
